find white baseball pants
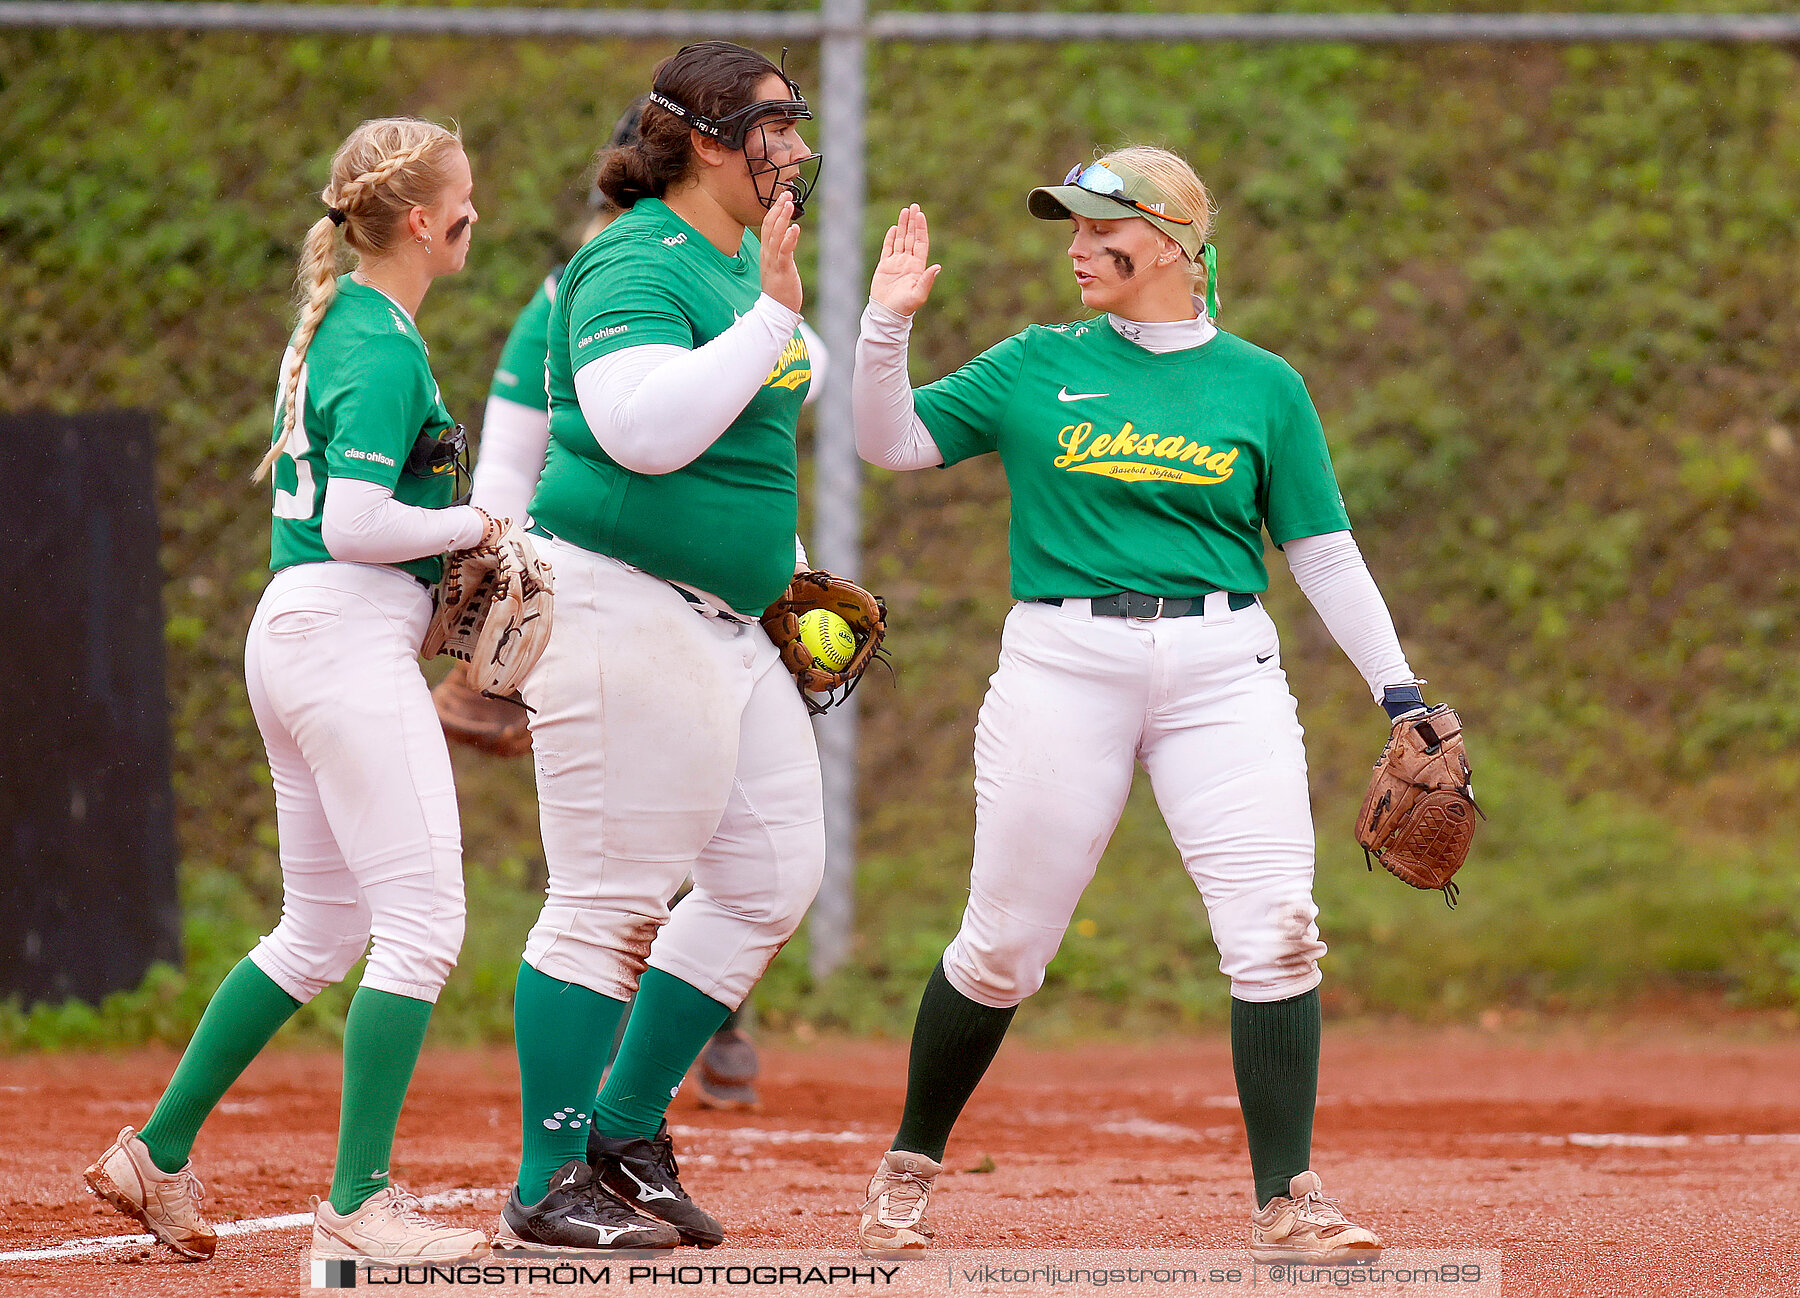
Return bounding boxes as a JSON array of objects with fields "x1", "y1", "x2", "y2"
[
  {"x1": 521, "y1": 538, "x2": 825, "y2": 1009},
  {"x1": 244, "y1": 562, "x2": 467, "y2": 1004},
  {"x1": 942, "y1": 594, "x2": 1327, "y2": 1008}
]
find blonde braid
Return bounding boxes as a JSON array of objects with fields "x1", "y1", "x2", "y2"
[
  {"x1": 335, "y1": 137, "x2": 439, "y2": 209},
  {"x1": 253, "y1": 118, "x2": 462, "y2": 484},
  {"x1": 254, "y1": 211, "x2": 341, "y2": 483}
]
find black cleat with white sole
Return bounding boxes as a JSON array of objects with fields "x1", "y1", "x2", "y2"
[
  {"x1": 495, "y1": 1160, "x2": 681, "y2": 1255},
  {"x1": 588, "y1": 1121, "x2": 725, "y2": 1248}
]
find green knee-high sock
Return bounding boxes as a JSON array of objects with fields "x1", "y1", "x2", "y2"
[
  {"x1": 327, "y1": 988, "x2": 434, "y2": 1215},
  {"x1": 604, "y1": 995, "x2": 633, "y2": 1070},
  {"x1": 592, "y1": 969, "x2": 729, "y2": 1139},
  {"x1": 891, "y1": 961, "x2": 1018, "y2": 1163},
  {"x1": 514, "y1": 961, "x2": 628, "y2": 1203},
  {"x1": 1231, "y1": 988, "x2": 1321, "y2": 1208},
  {"x1": 139, "y1": 958, "x2": 303, "y2": 1174}
]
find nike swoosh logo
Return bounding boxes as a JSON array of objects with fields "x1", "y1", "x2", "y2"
[
  {"x1": 620, "y1": 1166, "x2": 679, "y2": 1202},
  {"x1": 1056, "y1": 387, "x2": 1109, "y2": 402},
  {"x1": 1257, "y1": 653, "x2": 1275, "y2": 663},
  {"x1": 572, "y1": 1217, "x2": 645, "y2": 1245}
]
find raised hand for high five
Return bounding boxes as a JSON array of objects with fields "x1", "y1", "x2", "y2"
[
  {"x1": 870, "y1": 204, "x2": 941, "y2": 317},
  {"x1": 760, "y1": 190, "x2": 804, "y2": 313}
]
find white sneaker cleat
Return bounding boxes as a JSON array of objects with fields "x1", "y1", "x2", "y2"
[
  {"x1": 83, "y1": 1125, "x2": 216, "y2": 1261},
  {"x1": 858, "y1": 1150, "x2": 941, "y2": 1260},
  {"x1": 1250, "y1": 1171, "x2": 1384, "y2": 1264},
  {"x1": 311, "y1": 1186, "x2": 489, "y2": 1262}
]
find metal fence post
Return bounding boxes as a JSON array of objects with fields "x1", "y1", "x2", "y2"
[{"x1": 808, "y1": 0, "x2": 867, "y2": 980}]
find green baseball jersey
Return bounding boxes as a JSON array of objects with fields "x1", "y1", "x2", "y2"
[
  {"x1": 267, "y1": 275, "x2": 457, "y2": 586},
  {"x1": 915, "y1": 319, "x2": 1350, "y2": 601},
  {"x1": 533, "y1": 197, "x2": 811, "y2": 616},
  {"x1": 487, "y1": 269, "x2": 559, "y2": 414}
]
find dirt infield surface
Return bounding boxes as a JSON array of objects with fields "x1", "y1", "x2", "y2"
[{"x1": 2, "y1": 1025, "x2": 1797, "y2": 1297}]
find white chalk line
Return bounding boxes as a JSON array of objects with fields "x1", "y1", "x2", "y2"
[
  {"x1": 9, "y1": 1126, "x2": 1798, "y2": 1265},
  {"x1": 0, "y1": 1188, "x2": 503, "y2": 1264},
  {"x1": 1468, "y1": 1131, "x2": 1800, "y2": 1149},
  {"x1": 670, "y1": 1123, "x2": 876, "y2": 1146},
  {"x1": 1096, "y1": 1119, "x2": 1240, "y2": 1142}
]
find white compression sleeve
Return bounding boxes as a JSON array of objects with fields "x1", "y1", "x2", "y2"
[
  {"x1": 853, "y1": 299, "x2": 943, "y2": 470},
  {"x1": 471, "y1": 395, "x2": 550, "y2": 525},
  {"x1": 572, "y1": 293, "x2": 803, "y2": 476},
  {"x1": 321, "y1": 477, "x2": 485, "y2": 564},
  {"x1": 1283, "y1": 530, "x2": 1418, "y2": 702},
  {"x1": 798, "y1": 319, "x2": 828, "y2": 409}
]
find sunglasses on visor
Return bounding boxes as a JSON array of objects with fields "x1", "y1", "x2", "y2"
[{"x1": 1062, "y1": 163, "x2": 1194, "y2": 225}]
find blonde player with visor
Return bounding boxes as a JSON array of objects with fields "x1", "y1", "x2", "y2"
[{"x1": 851, "y1": 148, "x2": 1451, "y2": 1263}]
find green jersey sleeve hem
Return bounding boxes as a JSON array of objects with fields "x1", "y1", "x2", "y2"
[
  {"x1": 327, "y1": 463, "x2": 406, "y2": 488},
  {"x1": 320, "y1": 332, "x2": 437, "y2": 489},
  {"x1": 916, "y1": 330, "x2": 1032, "y2": 467},
  {"x1": 1268, "y1": 517, "x2": 1356, "y2": 548},
  {"x1": 486, "y1": 393, "x2": 547, "y2": 415},
  {"x1": 565, "y1": 240, "x2": 697, "y2": 371}
]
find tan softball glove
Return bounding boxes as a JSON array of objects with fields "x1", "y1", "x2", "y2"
[
  {"x1": 761, "y1": 569, "x2": 888, "y2": 714},
  {"x1": 422, "y1": 511, "x2": 554, "y2": 704},
  {"x1": 1356, "y1": 704, "x2": 1483, "y2": 906}
]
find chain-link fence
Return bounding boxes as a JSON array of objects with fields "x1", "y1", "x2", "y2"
[{"x1": 5, "y1": 9, "x2": 1798, "y2": 1023}]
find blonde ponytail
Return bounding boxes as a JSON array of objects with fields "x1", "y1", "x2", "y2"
[
  {"x1": 254, "y1": 117, "x2": 463, "y2": 484},
  {"x1": 255, "y1": 213, "x2": 341, "y2": 482}
]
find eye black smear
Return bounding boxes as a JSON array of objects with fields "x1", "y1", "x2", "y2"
[
  {"x1": 1103, "y1": 246, "x2": 1136, "y2": 279},
  {"x1": 447, "y1": 216, "x2": 471, "y2": 242}
]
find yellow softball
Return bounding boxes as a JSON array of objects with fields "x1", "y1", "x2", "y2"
[{"x1": 797, "y1": 608, "x2": 857, "y2": 672}]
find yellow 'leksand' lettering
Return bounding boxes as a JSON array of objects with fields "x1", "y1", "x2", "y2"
[
  {"x1": 1054, "y1": 419, "x2": 1237, "y2": 484},
  {"x1": 763, "y1": 334, "x2": 811, "y2": 388},
  {"x1": 1055, "y1": 422, "x2": 1095, "y2": 465}
]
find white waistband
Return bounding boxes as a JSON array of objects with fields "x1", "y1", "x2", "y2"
[
  {"x1": 541, "y1": 536, "x2": 753, "y2": 624},
  {"x1": 266, "y1": 560, "x2": 430, "y2": 599}
]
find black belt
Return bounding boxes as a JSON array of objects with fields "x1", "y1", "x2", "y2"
[{"x1": 1038, "y1": 591, "x2": 1256, "y2": 618}]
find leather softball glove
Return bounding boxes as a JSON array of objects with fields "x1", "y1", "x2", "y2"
[
  {"x1": 432, "y1": 659, "x2": 533, "y2": 758},
  {"x1": 1356, "y1": 704, "x2": 1483, "y2": 906},
  {"x1": 761, "y1": 569, "x2": 888, "y2": 714},
  {"x1": 422, "y1": 511, "x2": 554, "y2": 704}
]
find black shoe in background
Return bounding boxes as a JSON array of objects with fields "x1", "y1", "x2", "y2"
[{"x1": 695, "y1": 1026, "x2": 760, "y2": 1111}]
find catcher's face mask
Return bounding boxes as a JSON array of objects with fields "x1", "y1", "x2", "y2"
[{"x1": 649, "y1": 59, "x2": 821, "y2": 217}]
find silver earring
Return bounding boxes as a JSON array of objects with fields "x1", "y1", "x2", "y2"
[{"x1": 416, "y1": 233, "x2": 432, "y2": 253}]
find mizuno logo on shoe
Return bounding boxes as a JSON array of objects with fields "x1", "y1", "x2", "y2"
[
  {"x1": 573, "y1": 1217, "x2": 644, "y2": 1245},
  {"x1": 619, "y1": 1166, "x2": 679, "y2": 1202},
  {"x1": 1057, "y1": 387, "x2": 1108, "y2": 402}
]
